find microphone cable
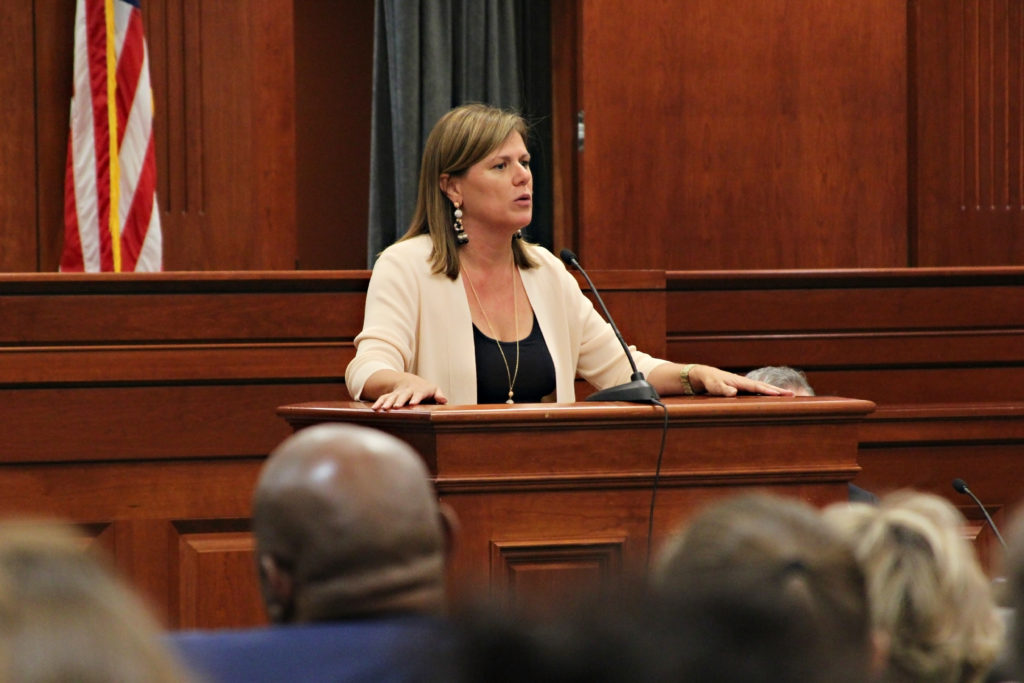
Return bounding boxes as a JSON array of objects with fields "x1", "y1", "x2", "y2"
[{"x1": 645, "y1": 398, "x2": 670, "y2": 569}]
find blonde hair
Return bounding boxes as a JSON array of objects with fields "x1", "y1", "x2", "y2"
[
  {"x1": 1008, "y1": 511, "x2": 1024, "y2": 678},
  {"x1": 0, "y1": 521, "x2": 197, "y2": 682},
  {"x1": 400, "y1": 103, "x2": 537, "y2": 279},
  {"x1": 824, "y1": 491, "x2": 1004, "y2": 683}
]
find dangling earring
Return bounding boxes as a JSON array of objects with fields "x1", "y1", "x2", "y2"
[
  {"x1": 513, "y1": 230, "x2": 524, "y2": 240},
  {"x1": 453, "y1": 203, "x2": 468, "y2": 245}
]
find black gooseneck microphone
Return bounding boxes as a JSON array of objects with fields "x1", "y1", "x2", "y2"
[
  {"x1": 952, "y1": 478, "x2": 1007, "y2": 549},
  {"x1": 561, "y1": 248, "x2": 667, "y2": 567},
  {"x1": 559, "y1": 249, "x2": 661, "y2": 404}
]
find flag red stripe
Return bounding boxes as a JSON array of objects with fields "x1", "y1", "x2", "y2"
[
  {"x1": 61, "y1": 140, "x2": 85, "y2": 272},
  {"x1": 116, "y1": 9, "x2": 144, "y2": 147},
  {"x1": 120, "y1": 134, "x2": 157, "y2": 271},
  {"x1": 84, "y1": 0, "x2": 114, "y2": 272}
]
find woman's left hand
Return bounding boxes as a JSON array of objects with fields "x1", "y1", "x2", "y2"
[{"x1": 687, "y1": 364, "x2": 794, "y2": 397}]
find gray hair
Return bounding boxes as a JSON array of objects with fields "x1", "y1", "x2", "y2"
[{"x1": 745, "y1": 366, "x2": 815, "y2": 396}]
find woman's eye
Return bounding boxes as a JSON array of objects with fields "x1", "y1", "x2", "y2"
[
  {"x1": 493, "y1": 162, "x2": 507, "y2": 170},
  {"x1": 520, "y1": 160, "x2": 531, "y2": 168}
]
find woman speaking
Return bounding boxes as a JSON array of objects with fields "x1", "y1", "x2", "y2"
[{"x1": 345, "y1": 104, "x2": 788, "y2": 410}]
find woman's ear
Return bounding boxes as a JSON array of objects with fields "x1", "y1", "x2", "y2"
[{"x1": 439, "y1": 174, "x2": 462, "y2": 205}]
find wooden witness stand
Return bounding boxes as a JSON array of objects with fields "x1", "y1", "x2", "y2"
[{"x1": 278, "y1": 395, "x2": 876, "y2": 607}]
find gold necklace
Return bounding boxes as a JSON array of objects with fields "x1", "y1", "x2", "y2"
[{"x1": 463, "y1": 258, "x2": 520, "y2": 404}]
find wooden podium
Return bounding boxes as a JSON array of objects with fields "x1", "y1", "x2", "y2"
[{"x1": 278, "y1": 396, "x2": 875, "y2": 608}]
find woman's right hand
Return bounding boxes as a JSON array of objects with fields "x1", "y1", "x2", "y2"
[{"x1": 366, "y1": 371, "x2": 448, "y2": 411}]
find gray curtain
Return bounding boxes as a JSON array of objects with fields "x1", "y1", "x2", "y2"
[{"x1": 367, "y1": 0, "x2": 524, "y2": 265}]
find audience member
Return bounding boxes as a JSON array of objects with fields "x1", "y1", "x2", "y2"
[
  {"x1": 0, "y1": 520, "x2": 197, "y2": 682},
  {"x1": 1007, "y1": 511, "x2": 1024, "y2": 680},
  {"x1": 251, "y1": 422, "x2": 455, "y2": 622},
  {"x1": 436, "y1": 582, "x2": 833, "y2": 683},
  {"x1": 651, "y1": 492, "x2": 875, "y2": 683},
  {"x1": 824, "y1": 490, "x2": 1004, "y2": 683},
  {"x1": 169, "y1": 423, "x2": 457, "y2": 682}
]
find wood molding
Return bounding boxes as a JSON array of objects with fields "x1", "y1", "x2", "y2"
[{"x1": 490, "y1": 537, "x2": 626, "y2": 610}]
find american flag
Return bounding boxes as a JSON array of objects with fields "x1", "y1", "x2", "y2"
[{"x1": 62, "y1": 0, "x2": 162, "y2": 272}]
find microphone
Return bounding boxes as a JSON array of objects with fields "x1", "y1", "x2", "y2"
[
  {"x1": 952, "y1": 478, "x2": 1007, "y2": 549},
  {"x1": 559, "y1": 249, "x2": 660, "y2": 404}
]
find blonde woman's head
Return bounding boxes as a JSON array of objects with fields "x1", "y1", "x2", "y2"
[
  {"x1": 402, "y1": 103, "x2": 535, "y2": 278},
  {"x1": 0, "y1": 520, "x2": 196, "y2": 682},
  {"x1": 824, "y1": 491, "x2": 1004, "y2": 683}
]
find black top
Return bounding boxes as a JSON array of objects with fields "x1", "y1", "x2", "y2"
[{"x1": 473, "y1": 314, "x2": 556, "y2": 404}]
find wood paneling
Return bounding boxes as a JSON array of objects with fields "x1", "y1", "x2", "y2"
[
  {"x1": 1, "y1": 384, "x2": 345, "y2": 464},
  {"x1": 571, "y1": 269, "x2": 666, "y2": 358},
  {"x1": 293, "y1": 1, "x2": 374, "y2": 269},
  {"x1": 173, "y1": 526, "x2": 265, "y2": 629},
  {"x1": 490, "y1": 537, "x2": 625, "y2": 611},
  {"x1": 858, "y1": 402, "x2": 1024, "y2": 571},
  {"x1": 0, "y1": 273, "x2": 362, "y2": 626},
  {"x1": 0, "y1": 461, "x2": 266, "y2": 626},
  {"x1": 148, "y1": 0, "x2": 297, "y2": 270},
  {"x1": 0, "y1": 2, "x2": 39, "y2": 271},
  {"x1": 667, "y1": 267, "x2": 1024, "y2": 405},
  {"x1": 549, "y1": 0, "x2": 580, "y2": 254},
  {"x1": 914, "y1": 0, "x2": 1024, "y2": 265},
  {"x1": 32, "y1": 2, "x2": 76, "y2": 271},
  {"x1": 577, "y1": 0, "x2": 907, "y2": 270}
]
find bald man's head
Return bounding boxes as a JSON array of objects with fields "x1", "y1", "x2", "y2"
[{"x1": 253, "y1": 424, "x2": 450, "y2": 623}]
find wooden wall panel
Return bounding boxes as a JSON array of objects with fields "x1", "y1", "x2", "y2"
[
  {"x1": 550, "y1": 0, "x2": 581, "y2": 254},
  {"x1": 0, "y1": 2, "x2": 39, "y2": 271},
  {"x1": 573, "y1": 269, "x2": 666, "y2": 358},
  {"x1": 0, "y1": 384, "x2": 345, "y2": 464},
  {"x1": 173, "y1": 526, "x2": 265, "y2": 629},
  {"x1": 0, "y1": 273, "x2": 362, "y2": 626},
  {"x1": 490, "y1": 537, "x2": 626, "y2": 612},
  {"x1": 0, "y1": 292, "x2": 364, "y2": 343},
  {"x1": 293, "y1": 1, "x2": 374, "y2": 270},
  {"x1": 914, "y1": 0, "x2": 1024, "y2": 265},
  {"x1": 666, "y1": 268, "x2": 1024, "y2": 406},
  {"x1": 577, "y1": 0, "x2": 907, "y2": 270},
  {"x1": 28, "y1": 2, "x2": 76, "y2": 271},
  {"x1": 148, "y1": 0, "x2": 297, "y2": 270},
  {"x1": 858, "y1": 403, "x2": 1024, "y2": 572},
  {"x1": 0, "y1": 460, "x2": 265, "y2": 626}
]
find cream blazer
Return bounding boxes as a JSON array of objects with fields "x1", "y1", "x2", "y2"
[{"x1": 345, "y1": 235, "x2": 668, "y2": 404}]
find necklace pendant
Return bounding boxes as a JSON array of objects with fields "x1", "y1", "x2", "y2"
[{"x1": 506, "y1": 398, "x2": 514, "y2": 404}]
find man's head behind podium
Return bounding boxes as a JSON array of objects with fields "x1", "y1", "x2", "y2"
[{"x1": 252, "y1": 423, "x2": 455, "y2": 623}]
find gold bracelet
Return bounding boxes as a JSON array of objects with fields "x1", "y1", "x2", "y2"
[{"x1": 679, "y1": 363, "x2": 697, "y2": 395}]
